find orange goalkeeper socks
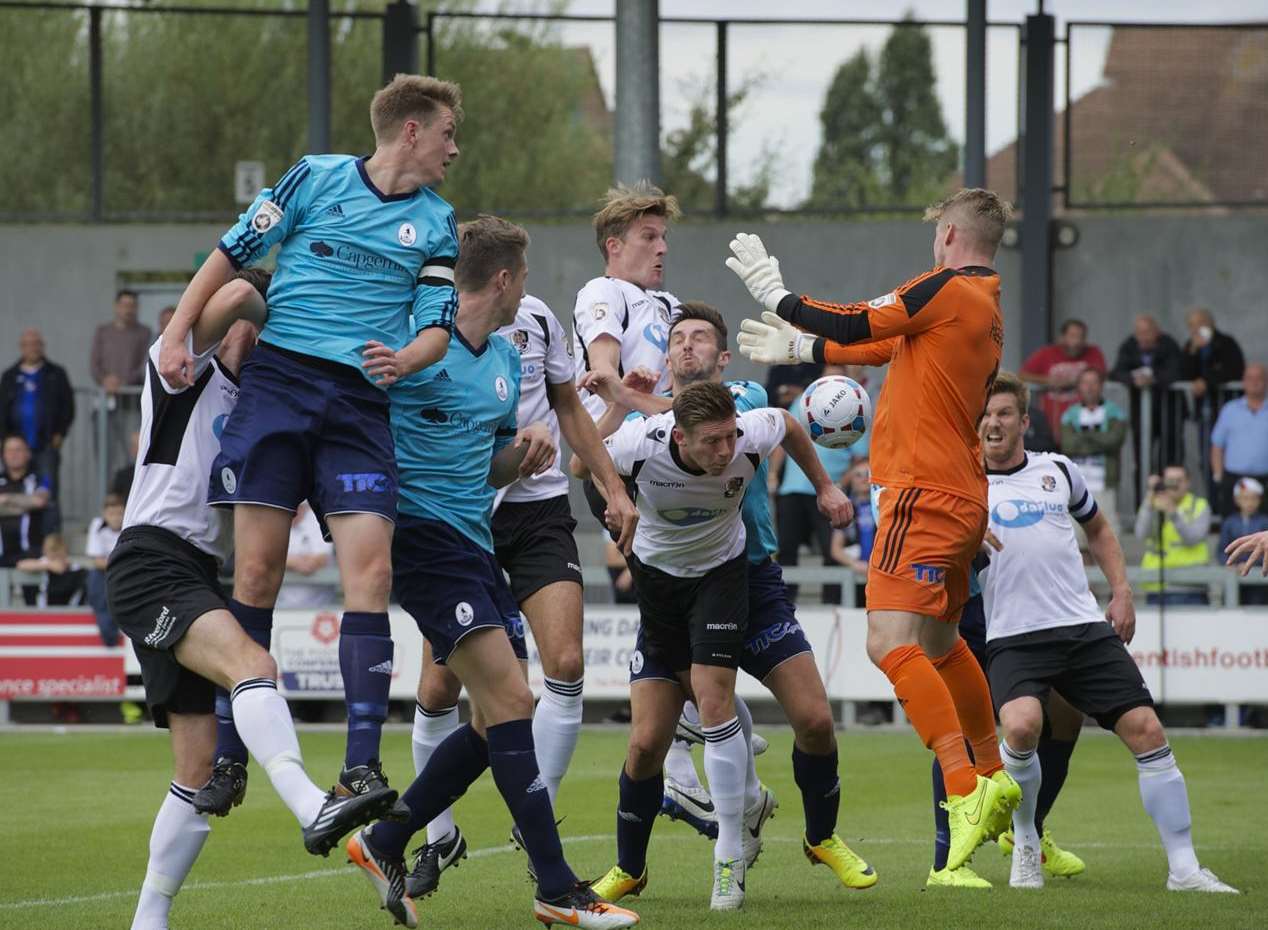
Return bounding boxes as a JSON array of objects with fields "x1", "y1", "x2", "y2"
[
  {"x1": 879, "y1": 644, "x2": 977, "y2": 796},
  {"x1": 932, "y1": 638, "x2": 1003, "y2": 777}
]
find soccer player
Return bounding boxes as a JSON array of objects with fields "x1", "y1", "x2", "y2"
[
  {"x1": 573, "y1": 181, "x2": 681, "y2": 419},
  {"x1": 344, "y1": 217, "x2": 638, "y2": 930},
  {"x1": 730, "y1": 188, "x2": 1021, "y2": 870},
  {"x1": 978, "y1": 372, "x2": 1238, "y2": 893},
  {"x1": 165, "y1": 75, "x2": 463, "y2": 813},
  {"x1": 580, "y1": 304, "x2": 876, "y2": 900},
  {"x1": 402, "y1": 293, "x2": 639, "y2": 898},
  {"x1": 576, "y1": 380, "x2": 853, "y2": 910},
  {"x1": 110, "y1": 273, "x2": 401, "y2": 930}
]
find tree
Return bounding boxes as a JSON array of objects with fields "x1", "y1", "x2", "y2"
[{"x1": 807, "y1": 15, "x2": 957, "y2": 210}]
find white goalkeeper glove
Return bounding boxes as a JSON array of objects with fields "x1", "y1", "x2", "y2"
[
  {"x1": 737, "y1": 311, "x2": 819, "y2": 366},
  {"x1": 725, "y1": 232, "x2": 791, "y2": 313}
]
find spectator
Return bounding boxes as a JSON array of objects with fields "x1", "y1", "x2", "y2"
[
  {"x1": 275, "y1": 501, "x2": 337, "y2": 609},
  {"x1": 771, "y1": 368, "x2": 863, "y2": 604},
  {"x1": 605, "y1": 540, "x2": 638, "y2": 605},
  {"x1": 1220, "y1": 478, "x2": 1268, "y2": 606},
  {"x1": 110, "y1": 430, "x2": 141, "y2": 500},
  {"x1": 0, "y1": 434, "x2": 50, "y2": 567},
  {"x1": 764, "y1": 361, "x2": 823, "y2": 410},
  {"x1": 1134, "y1": 464, "x2": 1211, "y2": 606},
  {"x1": 828, "y1": 457, "x2": 875, "y2": 606},
  {"x1": 1210, "y1": 362, "x2": 1268, "y2": 517},
  {"x1": 156, "y1": 305, "x2": 176, "y2": 334},
  {"x1": 1181, "y1": 307, "x2": 1245, "y2": 414},
  {"x1": 84, "y1": 492, "x2": 125, "y2": 645},
  {"x1": 16, "y1": 533, "x2": 86, "y2": 607},
  {"x1": 1111, "y1": 314, "x2": 1186, "y2": 506},
  {"x1": 1060, "y1": 367, "x2": 1128, "y2": 525},
  {"x1": 89, "y1": 289, "x2": 151, "y2": 476},
  {"x1": 1020, "y1": 318, "x2": 1107, "y2": 432},
  {"x1": 0, "y1": 328, "x2": 74, "y2": 530}
]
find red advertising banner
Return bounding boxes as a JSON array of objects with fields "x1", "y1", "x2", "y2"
[{"x1": 0, "y1": 611, "x2": 125, "y2": 699}]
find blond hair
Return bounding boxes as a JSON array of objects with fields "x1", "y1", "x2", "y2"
[
  {"x1": 593, "y1": 181, "x2": 681, "y2": 260},
  {"x1": 672, "y1": 381, "x2": 736, "y2": 432},
  {"x1": 924, "y1": 188, "x2": 1013, "y2": 254},
  {"x1": 988, "y1": 369, "x2": 1029, "y2": 413},
  {"x1": 455, "y1": 215, "x2": 530, "y2": 292},
  {"x1": 371, "y1": 74, "x2": 464, "y2": 141}
]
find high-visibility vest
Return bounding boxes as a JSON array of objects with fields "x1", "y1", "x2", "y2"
[{"x1": 1141, "y1": 493, "x2": 1209, "y2": 590}]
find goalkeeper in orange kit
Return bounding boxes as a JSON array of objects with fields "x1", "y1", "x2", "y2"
[{"x1": 726, "y1": 189, "x2": 1019, "y2": 871}]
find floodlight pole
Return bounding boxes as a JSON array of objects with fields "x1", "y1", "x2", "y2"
[
  {"x1": 1020, "y1": 13, "x2": 1055, "y2": 357},
  {"x1": 615, "y1": 0, "x2": 662, "y2": 185},
  {"x1": 384, "y1": 1, "x2": 420, "y2": 83},
  {"x1": 964, "y1": 0, "x2": 987, "y2": 188},
  {"x1": 307, "y1": 0, "x2": 332, "y2": 154}
]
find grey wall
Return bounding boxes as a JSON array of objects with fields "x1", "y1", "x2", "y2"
[{"x1": 2, "y1": 214, "x2": 1265, "y2": 527}]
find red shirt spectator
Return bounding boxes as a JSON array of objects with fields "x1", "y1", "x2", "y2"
[{"x1": 1020, "y1": 319, "x2": 1107, "y2": 438}]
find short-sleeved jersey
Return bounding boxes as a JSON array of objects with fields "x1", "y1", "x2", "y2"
[
  {"x1": 391, "y1": 330, "x2": 520, "y2": 553},
  {"x1": 776, "y1": 266, "x2": 1004, "y2": 508},
  {"x1": 605, "y1": 407, "x2": 787, "y2": 577},
  {"x1": 125, "y1": 338, "x2": 237, "y2": 564},
  {"x1": 979, "y1": 452, "x2": 1101, "y2": 641},
  {"x1": 494, "y1": 296, "x2": 575, "y2": 506},
  {"x1": 219, "y1": 155, "x2": 458, "y2": 376},
  {"x1": 573, "y1": 276, "x2": 680, "y2": 418}
]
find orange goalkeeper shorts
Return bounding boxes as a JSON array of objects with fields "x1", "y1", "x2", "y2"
[{"x1": 865, "y1": 485, "x2": 988, "y2": 623}]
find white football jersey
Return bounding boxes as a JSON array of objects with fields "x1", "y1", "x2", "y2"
[
  {"x1": 979, "y1": 452, "x2": 1101, "y2": 642},
  {"x1": 123, "y1": 338, "x2": 238, "y2": 564},
  {"x1": 604, "y1": 407, "x2": 786, "y2": 577},
  {"x1": 495, "y1": 296, "x2": 575, "y2": 506},
  {"x1": 573, "y1": 275, "x2": 680, "y2": 419}
]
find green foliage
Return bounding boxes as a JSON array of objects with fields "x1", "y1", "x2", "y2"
[{"x1": 808, "y1": 16, "x2": 957, "y2": 210}]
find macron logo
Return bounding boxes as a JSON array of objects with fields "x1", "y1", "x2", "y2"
[
  {"x1": 368, "y1": 660, "x2": 393, "y2": 675},
  {"x1": 618, "y1": 809, "x2": 642, "y2": 824}
]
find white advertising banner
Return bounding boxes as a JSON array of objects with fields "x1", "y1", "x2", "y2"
[{"x1": 101, "y1": 606, "x2": 1266, "y2": 706}]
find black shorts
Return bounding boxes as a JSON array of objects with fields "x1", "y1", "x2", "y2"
[
  {"x1": 106, "y1": 526, "x2": 226, "y2": 728},
  {"x1": 627, "y1": 552, "x2": 748, "y2": 672},
  {"x1": 492, "y1": 495, "x2": 583, "y2": 603},
  {"x1": 986, "y1": 621, "x2": 1153, "y2": 731}
]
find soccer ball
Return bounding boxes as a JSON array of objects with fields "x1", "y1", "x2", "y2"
[{"x1": 798, "y1": 376, "x2": 871, "y2": 449}]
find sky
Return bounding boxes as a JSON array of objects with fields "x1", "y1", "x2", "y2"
[{"x1": 465, "y1": 0, "x2": 1268, "y2": 206}]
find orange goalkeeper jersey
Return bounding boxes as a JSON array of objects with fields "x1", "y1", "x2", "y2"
[{"x1": 775, "y1": 265, "x2": 1003, "y2": 507}]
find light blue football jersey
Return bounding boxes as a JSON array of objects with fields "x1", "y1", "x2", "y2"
[
  {"x1": 219, "y1": 155, "x2": 458, "y2": 377},
  {"x1": 390, "y1": 330, "x2": 521, "y2": 552}
]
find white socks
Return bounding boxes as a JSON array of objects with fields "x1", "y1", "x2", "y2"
[
  {"x1": 131, "y1": 784, "x2": 210, "y2": 930},
  {"x1": 1001, "y1": 739, "x2": 1042, "y2": 848},
  {"x1": 1136, "y1": 744, "x2": 1200, "y2": 879},
  {"x1": 664, "y1": 740, "x2": 701, "y2": 787},
  {"x1": 533, "y1": 677, "x2": 584, "y2": 806},
  {"x1": 230, "y1": 677, "x2": 324, "y2": 826},
  {"x1": 413, "y1": 701, "x2": 460, "y2": 844},
  {"x1": 702, "y1": 716, "x2": 748, "y2": 864},
  {"x1": 734, "y1": 697, "x2": 763, "y2": 811}
]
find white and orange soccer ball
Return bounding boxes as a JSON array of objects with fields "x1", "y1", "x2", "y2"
[{"x1": 798, "y1": 376, "x2": 872, "y2": 450}]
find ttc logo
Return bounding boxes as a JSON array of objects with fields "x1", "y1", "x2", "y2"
[
  {"x1": 912, "y1": 563, "x2": 946, "y2": 585},
  {"x1": 336, "y1": 472, "x2": 388, "y2": 493}
]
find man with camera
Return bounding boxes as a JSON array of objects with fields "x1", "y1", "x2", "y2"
[{"x1": 1133, "y1": 465, "x2": 1212, "y2": 605}]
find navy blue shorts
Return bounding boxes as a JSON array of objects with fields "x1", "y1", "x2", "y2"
[
  {"x1": 208, "y1": 342, "x2": 397, "y2": 530},
  {"x1": 629, "y1": 557, "x2": 812, "y2": 684},
  {"x1": 392, "y1": 515, "x2": 526, "y2": 665}
]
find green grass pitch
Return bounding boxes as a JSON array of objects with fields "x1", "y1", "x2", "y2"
[{"x1": 2, "y1": 726, "x2": 1262, "y2": 929}]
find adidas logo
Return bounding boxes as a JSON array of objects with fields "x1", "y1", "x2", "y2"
[
  {"x1": 324, "y1": 203, "x2": 345, "y2": 218},
  {"x1": 368, "y1": 660, "x2": 393, "y2": 675},
  {"x1": 435, "y1": 369, "x2": 451, "y2": 382},
  {"x1": 526, "y1": 775, "x2": 547, "y2": 794}
]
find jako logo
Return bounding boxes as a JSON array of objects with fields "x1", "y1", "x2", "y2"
[
  {"x1": 992, "y1": 499, "x2": 1061, "y2": 528},
  {"x1": 912, "y1": 563, "x2": 945, "y2": 585},
  {"x1": 337, "y1": 472, "x2": 387, "y2": 493}
]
